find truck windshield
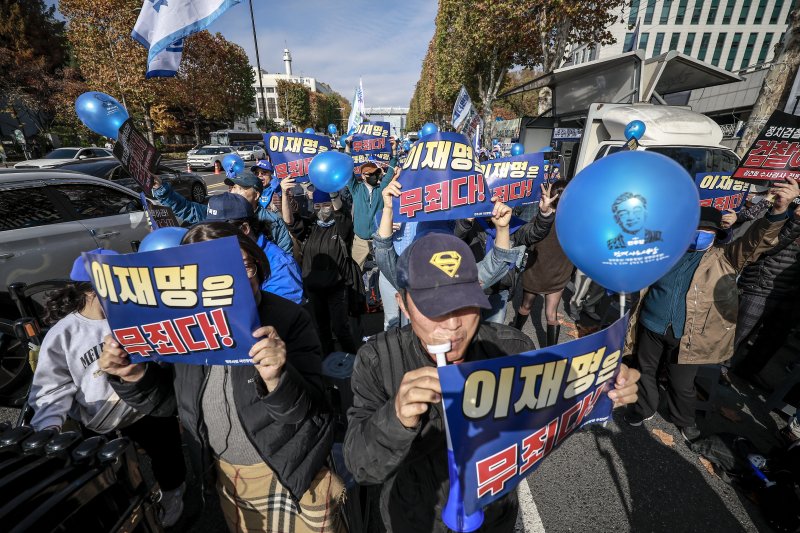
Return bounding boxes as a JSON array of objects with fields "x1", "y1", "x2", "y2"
[{"x1": 646, "y1": 147, "x2": 740, "y2": 175}]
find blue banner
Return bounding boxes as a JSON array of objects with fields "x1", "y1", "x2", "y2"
[
  {"x1": 264, "y1": 132, "x2": 332, "y2": 183},
  {"x1": 394, "y1": 132, "x2": 493, "y2": 223},
  {"x1": 438, "y1": 313, "x2": 629, "y2": 516},
  {"x1": 84, "y1": 237, "x2": 260, "y2": 365},
  {"x1": 351, "y1": 121, "x2": 392, "y2": 175},
  {"x1": 481, "y1": 153, "x2": 547, "y2": 207},
  {"x1": 694, "y1": 173, "x2": 750, "y2": 212}
]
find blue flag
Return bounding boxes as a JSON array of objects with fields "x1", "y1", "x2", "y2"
[
  {"x1": 85, "y1": 237, "x2": 260, "y2": 365},
  {"x1": 264, "y1": 132, "x2": 332, "y2": 183},
  {"x1": 132, "y1": 0, "x2": 241, "y2": 77},
  {"x1": 438, "y1": 313, "x2": 629, "y2": 516}
]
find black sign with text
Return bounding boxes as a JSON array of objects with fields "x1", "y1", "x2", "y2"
[{"x1": 113, "y1": 119, "x2": 161, "y2": 196}]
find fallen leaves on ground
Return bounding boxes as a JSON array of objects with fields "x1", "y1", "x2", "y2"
[
  {"x1": 651, "y1": 428, "x2": 675, "y2": 447},
  {"x1": 699, "y1": 456, "x2": 716, "y2": 477}
]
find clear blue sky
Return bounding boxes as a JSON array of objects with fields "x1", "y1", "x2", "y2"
[{"x1": 47, "y1": 0, "x2": 437, "y2": 106}]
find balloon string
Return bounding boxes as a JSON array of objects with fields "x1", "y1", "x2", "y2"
[{"x1": 619, "y1": 292, "x2": 625, "y2": 320}]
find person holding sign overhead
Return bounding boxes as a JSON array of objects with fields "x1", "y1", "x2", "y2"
[
  {"x1": 344, "y1": 232, "x2": 640, "y2": 533},
  {"x1": 99, "y1": 223, "x2": 344, "y2": 533}
]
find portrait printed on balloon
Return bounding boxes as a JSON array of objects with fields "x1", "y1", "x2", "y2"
[
  {"x1": 264, "y1": 132, "x2": 332, "y2": 183},
  {"x1": 556, "y1": 151, "x2": 700, "y2": 294},
  {"x1": 350, "y1": 121, "x2": 392, "y2": 176},
  {"x1": 85, "y1": 237, "x2": 261, "y2": 365},
  {"x1": 394, "y1": 132, "x2": 493, "y2": 223}
]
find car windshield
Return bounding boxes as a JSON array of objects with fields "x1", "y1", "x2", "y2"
[
  {"x1": 646, "y1": 147, "x2": 740, "y2": 175},
  {"x1": 195, "y1": 147, "x2": 220, "y2": 155},
  {"x1": 45, "y1": 148, "x2": 80, "y2": 159}
]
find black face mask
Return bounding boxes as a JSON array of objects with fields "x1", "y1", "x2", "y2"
[{"x1": 364, "y1": 173, "x2": 380, "y2": 186}]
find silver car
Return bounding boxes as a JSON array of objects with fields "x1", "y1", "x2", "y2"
[
  {"x1": 186, "y1": 145, "x2": 236, "y2": 171},
  {"x1": 14, "y1": 147, "x2": 114, "y2": 169}
]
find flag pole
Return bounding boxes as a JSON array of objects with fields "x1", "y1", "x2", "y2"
[{"x1": 248, "y1": 0, "x2": 267, "y2": 126}]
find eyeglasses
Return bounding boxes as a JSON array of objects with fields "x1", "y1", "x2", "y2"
[{"x1": 243, "y1": 262, "x2": 258, "y2": 279}]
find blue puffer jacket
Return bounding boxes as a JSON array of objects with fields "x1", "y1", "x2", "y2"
[
  {"x1": 152, "y1": 182, "x2": 293, "y2": 253},
  {"x1": 257, "y1": 234, "x2": 305, "y2": 304}
]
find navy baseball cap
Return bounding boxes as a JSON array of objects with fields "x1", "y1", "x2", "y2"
[
  {"x1": 206, "y1": 192, "x2": 254, "y2": 221},
  {"x1": 70, "y1": 248, "x2": 119, "y2": 282},
  {"x1": 224, "y1": 171, "x2": 264, "y2": 192},
  {"x1": 251, "y1": 159, "x2": 273, "y2": 173},
  {"x1": 396, "y1": 233, "x2": 490, "y2": 318},
  {"x1": 312, "y1": 189, "x2": 332, "y2": 204}
]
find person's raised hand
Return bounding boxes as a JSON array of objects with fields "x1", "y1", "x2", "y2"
[
  {"x1": 250, "y1": 326, "x2": 287, "y2": 391},
  {"x1": 280, "y1": 176, "x2": 295, "y2": 194},
  {"x1": 771, "y1": 177, "x2": 800, "y2": 214},
  {"x1": 98, "y1": 334, "x2": 145, "y2": 382},
  {"x1": 394, "y1": 367, "x2": 442, "y2": 429},
  {"x1": 720, "y1": 209, "x2": 737, "y2": 229},
  {"x1": 382, "y1": 175, "x2": 402, "y2": 210},
  {"x1": 390, "y1": 137, "x2": 397, "y2": 153},
  {"x1": 152, "y1": 174, "x2": 162, "y2": 190},
  {"x1": 539, "y1": 183, "x2": 559, "y2": 216},
  {"x1": 608, "y1": 364, "x2": 640, "y2": 408},
  {"x1": 490, "y1": 196, "x2": 512, "y2": 229}
]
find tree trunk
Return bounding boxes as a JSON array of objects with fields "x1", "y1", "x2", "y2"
[
  {"x1": 142, "y1": 103, "x2": 156, "y2": 145},
  {"x1": 736, "y1": 8, "x2": 800, "y2": 156},
  {"x1": 193, "y1": 118, "x2": 201, "y2": 145}
]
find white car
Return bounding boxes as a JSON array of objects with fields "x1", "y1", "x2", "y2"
[
  {"x1": 236, "y1": 145, "x2": 266, "y2": 161},
  {"x1": 14, "y1": 147, "x2": 114, "y2": 169},
  {"x1": 186, "y1": 145, "x2": 236, "y2": 171}
]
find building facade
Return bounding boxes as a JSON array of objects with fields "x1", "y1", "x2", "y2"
[{"x1": 364, "y1": 107, "x2": 409, "y2": 136}]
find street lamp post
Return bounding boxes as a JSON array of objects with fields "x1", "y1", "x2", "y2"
[{"x1": 248, "y1": 0, "x2": 267, "y2": 128}]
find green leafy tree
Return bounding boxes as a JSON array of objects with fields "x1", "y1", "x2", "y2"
[
  {"x1": 256, "y1": 117, "x2": 280, "y2": 132},
  {"x1": 220, "y1": 38, "x2": 256, "y2": 127},
  {"x1": 277, "y1": 80, "x2": 311, "y2": 129}
]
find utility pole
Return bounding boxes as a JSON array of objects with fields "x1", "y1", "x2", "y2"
[
  {"x1": 248, "y1": 0, "x2": 267, "y2": 128},
  {"x1": 736, "y1": 8, "x2": 800, "y2": 156}
]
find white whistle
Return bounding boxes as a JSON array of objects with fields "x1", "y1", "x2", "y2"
[{"x1": 427, "y1": 341, "x2": 452, "y2": 368}]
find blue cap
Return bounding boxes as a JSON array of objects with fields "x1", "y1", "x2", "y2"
[
  {"x1": 70, "y1": 248, "x2": 119, "y2": 282},
  {"x1": 396, "y1": 233, "x2": 490, "y2": 318},
  {"x1": 206, "y1": 192, "x2": 254, "y2": 221},
  {"x1": 312, "y1": 189, "x2": 332, "y2": 204},
  {"x1": 224, "y1": 171, "x2": 264, "y2": 192},
  {"x1": 251, "y1": 159, "x2": 273, "y2": 173}
]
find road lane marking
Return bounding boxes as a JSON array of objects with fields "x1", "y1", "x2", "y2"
[{"x1": 517, "y1": 480, "x2": 545, "y2": 533}]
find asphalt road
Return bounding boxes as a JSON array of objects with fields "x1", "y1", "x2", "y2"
[{"x1": 161, "y1": 158, "x2": 233, "y2": 199}]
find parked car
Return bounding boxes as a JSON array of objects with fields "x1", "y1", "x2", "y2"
[
  {"x1": 186, "y1": 145, "x2": 235, "y2": 170},
  {"x1": 187, "y1": 143, "x2": 203, "y2": 157},
  {"x1": 237, "y1": 144, "x2": 266, "y2": 161},
  {"x1": 13, "y1": 147, "x2": 114, "y2": 169},
  {"x1": 54, "y1": 157, "x2": 208, "y2": 202},
  {"x1": 0, "y1": 169, "x2": 150, "y2": 405}
]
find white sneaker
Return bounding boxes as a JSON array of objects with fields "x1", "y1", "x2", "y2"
[{"x1": 158, "y1": 482, "x2": 185, "y2": 528}]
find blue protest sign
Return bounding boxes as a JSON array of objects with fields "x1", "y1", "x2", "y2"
[
  {"x1": 695, "y1": 173, "x2": 750, "y2": 212},
  {"x1": 394, "y1": 132, "x2": 493, "y2": 223},
  {"x1": 350, "y1": 121, "x2": 392, "y2": 175},
  {"x1": 85, "y1": 237, "x2": 260, "y2": 365},
  {"x1": 438, "y1": 313, "x2": 629, "y2": 516},
  {"x1": 264, "y1": 132, "x2": 332, "y2": 183},
  {"x1": 481, "y1": 153, "x2": 547, "y2": 207}
]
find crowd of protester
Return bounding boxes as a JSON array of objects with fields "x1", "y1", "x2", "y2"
[{"x1": 21, "y1": 137, "x2": 800, "y2": 532}]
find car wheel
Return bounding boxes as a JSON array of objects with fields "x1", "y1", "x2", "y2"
[
  {"x1": 191, "y1": 182, "x2": 206, "y2": 202},
  {"x1": 0, "y1": 334, "x2": 32, "y2": 407}
]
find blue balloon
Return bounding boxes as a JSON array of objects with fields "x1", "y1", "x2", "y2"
[
  {"x1": 327, "y1": 123, "x2": 338, "y2": 135},
  {"x1": 555, "y1": 151, "x2": 699, "y2": 294},
  {"x1": 421, "y1": 122, "x2": 438, "y2": 137},
  {"x1": 402, "y1": 140, "x2": 411, "y2": 152},
  {"x1": 138, "y1": 227, "x2": 188, "y2": 252},
  {"x1": 624, "y1": 120, "x2": 646, "y2": 141},
  {"x1": 222, "y1": 153, "x2": 245, "y2": 175},
  {"x1": 304, "y1": 127, "x2": 315, "y2": 134},
  {"x1": 338, "y1": 136, "x2": 347, "y2": 148},
  {"x1": 510, "y1": 143, "x2": 524, "y2": 156},
  {"x1": 308, "y1": 151, "x2": 354, "y2": 193},
  {"x1": 74, "y1": 91, "x2": 129, "y2": 140}
]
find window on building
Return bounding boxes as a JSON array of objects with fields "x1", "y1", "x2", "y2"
[
  {"x1": 267, "y1": 98, "x2": 278, "y2": 119},
  {"x1": 698, "y1": 32, "x2": 712, "y2": 60},
  {"x1": 629, "y1": 0, "x2": 640, "y2": 25},
  {"x1": 639, "y1": 33, "x2": 650, "y2": 53},
  {"x1": 706, "y1": 0, "x2": 720, "y2": 23},
  {"x1": 669, "y1": 32, "x2": 681, "y2": 51},
  {"x1": 738, "y1": 0, "x2": 752, "y2": 24},
  {"x1": 722, "y1": 0, "x2": 736, "y2": 23},
  {"x1": 726, "y1": 32, "x2": 742, "y2": 70},
  {"x1": 660, "y1": 0, "x2": 673, "y2": 23},
  {"x1": 740, "y1": 32, "x2": 758, "y2": 68},
  {"x1": 690, "y1": 0, "x2": 703, "y2": 23},
  {"x1": 684, "y1": 33, "x2": 696, "y2": 55},
  {"x1": 623, "y1": 32, "x2": 635, "y2": 51},
  {"x1": 712, "y1": 33, "x2": 727, "y2": 66},
  {"x1": 265, "y1": 87, "x2": 275, "y2": 93},
  {"x1": 676, "y1": 0, "x2": 689, "y2": 23},
  {"x1": 753, "y1": 0, "x2": 768, "y2": 23},
  {"x1": 589, "y1": 46, "x2": 598, "y2": 61},
  {"x1": 644, "y1": 0, "x2": 656, "y2": 23},
  {"x1": 770, "y1": 0, "x2": 785, "y2": 24},
  {"x1": 758, "y1": 32, "x2": 774, "y2": 63},
  {"x1": 653, "y1": 32, "x2": 665, "y2": 55}
]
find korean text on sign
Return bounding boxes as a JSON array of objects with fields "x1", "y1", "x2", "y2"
[
  {"x1": 351, "y1": 121, "x2": 392, "y2": 176},
  {"x1": 481, "y1": 153, "x2": 547, "y2": 207},
  {"x1": 437, "y1": 313, "x2": 628, "y2": 515},
  {"x1": 732, "y1": 110, "x2": 800, "y2": 183},
  {"x1": 85, "y1": 237, "x2": 261, "y2": 365},
  {"x1": 264, "y1": 132, "x2": 332, "y2": 183},
  {"x1": 694, "y1": 173, "x2": 751, "y2": 213}
]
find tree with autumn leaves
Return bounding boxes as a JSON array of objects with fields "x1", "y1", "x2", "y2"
[{"x1": 407, "y1": 0, "x2": 623, "y2": 143}]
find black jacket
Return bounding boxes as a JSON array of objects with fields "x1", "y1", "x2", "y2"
[
  {"x1": 290, "y1": 211, "x2": 354, "y2": 290},
  {"x1": 109, "y1": 291, "x2": 332, "y2": 500},
  {"x1": 738, "y1": 208, "x2": 800, "y2": 298},
  {"x1": 344, "y1": 323, "x2": 534, "y2": 533}
]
